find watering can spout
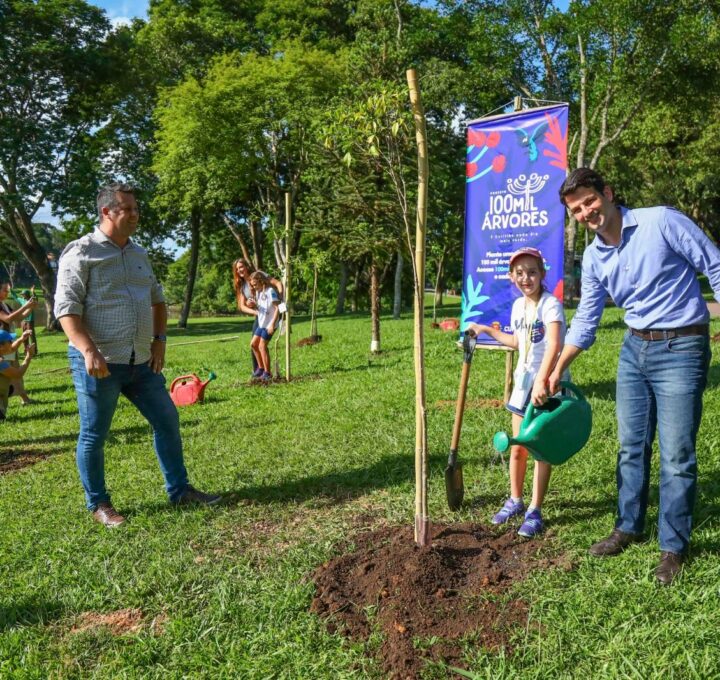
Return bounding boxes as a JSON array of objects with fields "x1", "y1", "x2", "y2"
[{"x1": 492, "y1": 381, "x2": 592, "y2": 466}]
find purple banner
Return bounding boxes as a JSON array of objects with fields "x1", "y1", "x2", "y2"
[{"x1": 461, "y1": 104, "x2": 569, "y2": 343}]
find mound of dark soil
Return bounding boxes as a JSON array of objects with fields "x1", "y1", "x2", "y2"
[{"x1": 311, "y1": 523, "x2": 572, "y2": 679}]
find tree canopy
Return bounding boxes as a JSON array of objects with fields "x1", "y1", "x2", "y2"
[{"x1": 2, "y1": 0, "x2": 719, "y2": 322}]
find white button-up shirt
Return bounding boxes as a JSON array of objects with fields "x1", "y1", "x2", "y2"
[{"x1": 54, "y1": 229, "x2": 165, "y2": 364}]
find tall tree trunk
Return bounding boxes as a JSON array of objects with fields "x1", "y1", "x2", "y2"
[
  {"x1": 433, "y1": 250, "x2": 446, "y2": 321},
  {"x1": 370, "y1": 258, "x2": 381, "y2": 353},
  {"x1": 335, "y1": 261, "x2": 348, "y2": 315},
  {"x1": 564, "y1": 215, "x2": 578, "y2": 307},
  {"x1": 178, "y1": 209, "x2": 201, "y2": 329},
  {"x1": 351, "y1": 265, "x2": 360, "y2": 313},
  {"x1": 393, "y1": 249, "x2": 403, "y2": 319},
  {"x1": 222, "y1": 213, "x2": 251, "y2": 263},
  {"x1": 310, "y1": 264, "x2": 318, "y2": 338},
  {"x1": 0, "y1": 210, "x2": 56, "y2": 328},
  {"x1": 249, "y1": 218, "x2": 263, "y2": 270}
]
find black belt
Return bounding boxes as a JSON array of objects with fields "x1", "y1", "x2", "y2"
[{"x1": 629, "y1": 324, "x2": 708, "y2": 341}]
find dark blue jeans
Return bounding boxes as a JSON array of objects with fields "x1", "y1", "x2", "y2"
[
  {"x1": 69, "y1": 347, "x2": 189, "y2": 510},
  {"x1": 615, "y1": 332, "x2": 710, "y2": 553}
]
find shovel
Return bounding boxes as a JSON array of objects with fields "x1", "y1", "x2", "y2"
[{"x1": 445, "y1": 330, "x2": 477, "y2": 510}]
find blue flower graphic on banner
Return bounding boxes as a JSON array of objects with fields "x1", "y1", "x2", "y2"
[{"x1": 461, "y1": 274, "x2": 490, "y2": 330}]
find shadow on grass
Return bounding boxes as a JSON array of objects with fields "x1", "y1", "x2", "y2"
[
  {"x1": 133, "y1": 452, "x2": 451, "y2": 515},
  {"x1": 0, "y1": 422, "x2": 199, "y2": 453},
  {"x1": 18, "y1": 383, "x2": 73, "y2": 396},
  {"x1": 576, "y1": 379, "x2": 617, "y2": 401},
  {"x1": 0, "y1": 599, "x2": 64, "y2": 632}
]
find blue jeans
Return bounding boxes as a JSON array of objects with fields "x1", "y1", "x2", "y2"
[
  {"x1": 615, "y1": 331, "x2": 710, "y2": 553},
  {"x1": 69, "y1": 347, "x2": 189, "y2": 510}
]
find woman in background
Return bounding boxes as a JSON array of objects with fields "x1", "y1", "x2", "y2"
[{"x1": 232, "y1": 259, "x2": 283, "y2": 377}]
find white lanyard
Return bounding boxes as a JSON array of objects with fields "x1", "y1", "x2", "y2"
[{"x1": 523, "y1": 299, "x2": 537, "y2": 369}]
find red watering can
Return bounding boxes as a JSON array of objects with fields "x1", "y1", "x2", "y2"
[{"x1": 169, "y1": 372, "x2": 216, "y2": 407}]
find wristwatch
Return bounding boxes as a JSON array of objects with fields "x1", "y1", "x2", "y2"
[{"x1": 152, "y1": 335, "x2": 167, "y2": 342}]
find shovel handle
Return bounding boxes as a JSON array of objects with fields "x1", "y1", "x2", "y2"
[{"x1": 450, "y1": 359, "x2": 472, "y2": 450}]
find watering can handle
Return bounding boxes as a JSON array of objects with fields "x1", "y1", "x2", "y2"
[
  {"x1": 170, "y1": 375, "x2": 196, "y2": 392},
  {"x1": 558, "y1": 380, "x2": 587, "y2": 402},
  {"x1": 523, "y1": 380, "x2": 587, "y2": 426}
]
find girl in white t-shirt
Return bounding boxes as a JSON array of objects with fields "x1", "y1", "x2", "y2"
[
  {"x1": 467, "y1": 247, "x2": 567, "y2": 538},
  {"x1": 232, "y1": 259, "x2": 284, "y2": 379},
  {"x1": 249, "y1": 271, "x2": 279, "y2": 382}
]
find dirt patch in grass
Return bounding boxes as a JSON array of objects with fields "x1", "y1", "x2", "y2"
[
  {"x1": 712, "y1": 332, "x2": 720, "y2": 343},
  {"x1": 70, "y1": 609, "x2": 167, "y2": 636},
  {"x1": 297, "y1": 335, "x2": 322, "y2": 347},
  {"x1": 434, "y1": 398, "x2": 505, "y2": 409},
  {"x1": 0, "y1": 449, "x2": 52, "y2": 474},
  {"x1": 311, "y1": 523, "x2": 572, "y2": 679}
]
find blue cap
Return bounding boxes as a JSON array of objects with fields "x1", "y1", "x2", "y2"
[{"x1": 0, "y1": 330, "x2": 17, "y2": 343}]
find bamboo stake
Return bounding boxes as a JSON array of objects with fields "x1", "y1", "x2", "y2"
[
  {"x1": 407, "y1": 68, "x2": 430, "y2": 548},
  {"x1": 284, "y1": 192, "x2": 292, "y2": 382}
]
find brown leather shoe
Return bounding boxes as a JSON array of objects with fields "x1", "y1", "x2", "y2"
[
  {"x1": 174, "y1": 484, "x2": 222, "y2": 506},
  {"x1": 655, "y1": 552, "x2": 685, "y2": 585},
  {"x1": 588, "y1": 528, "x2": 643, "y2": 557},
  {"x1": 92, "y1": 502, "x2": 126, "y2": 527}
]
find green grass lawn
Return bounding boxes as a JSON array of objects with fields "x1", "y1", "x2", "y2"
[{"x1": 2, "y1": 305, "x2": 719, "y2": 679}]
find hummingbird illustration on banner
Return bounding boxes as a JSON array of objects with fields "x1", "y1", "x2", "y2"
[{"x1": 514, "y1": 121, "x2": 549, "y2": 162}]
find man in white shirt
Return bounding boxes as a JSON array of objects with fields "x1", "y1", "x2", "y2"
[{"x1": 55, "y1": 182, "x2": 220, "y2": 527}]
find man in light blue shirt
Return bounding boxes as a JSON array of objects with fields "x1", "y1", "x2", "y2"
[{"x1": 548, "y1": 168, "x2": 720, "y2": 585}]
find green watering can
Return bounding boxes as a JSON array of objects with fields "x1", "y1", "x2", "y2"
[{"x1": 493, "y1": 381, "x2": 592, "y2": 465}]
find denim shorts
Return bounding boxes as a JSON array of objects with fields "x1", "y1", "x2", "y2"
[{"x1": 253, "y1": 327, "x2": 272, "y2": 341}]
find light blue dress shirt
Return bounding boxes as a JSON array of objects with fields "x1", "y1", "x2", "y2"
[{"x1": 566, "y1": 206, "x2": 720, "y2": 350}]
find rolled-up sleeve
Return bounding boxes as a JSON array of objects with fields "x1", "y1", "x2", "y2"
[
  {"x1": 150, "y1": 269, "x2": 165, "y2": 306},
  {"x1": 54, "y1": 242, "x2": 88, "y2": 319},
  {"x1": 660, "y1": 208, "x2": 720, "y2": 302},
  {"x1": 565, "y1": 256, "x2": 607, "y2": 350}
]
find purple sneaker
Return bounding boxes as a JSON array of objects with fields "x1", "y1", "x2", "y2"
[
  {"x1": 491, "y1": 498, "x2": 525, "y2": 525},
  {"x1": 252, "y1": 367, "x2": 264, "y2": 378},
  {"x1": 261, "y1": 371, "x2": 272, "y2": 382},
  {"x1": 518, "y1": 509, "x2": 544, "y2": 538}
]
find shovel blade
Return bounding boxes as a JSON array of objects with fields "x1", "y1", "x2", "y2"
[{"x1": 444, "y1": 461, "x2": 464, "y2": 510}]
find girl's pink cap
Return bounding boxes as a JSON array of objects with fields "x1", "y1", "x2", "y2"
[{"x1": 508, "y1": 247, "x2": 544, "y2": 267}]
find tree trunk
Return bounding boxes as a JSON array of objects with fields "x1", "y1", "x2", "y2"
[
  {"x1": 335, "y1": 261, "x2": 348, "y2": 315},
  {"x1": 433, "y1": 250, "x2": 446, "y2": 322},
  {"x1": 351, "y1": 265, "x2": 360, "y2": 313},
  {"x1": 0, "y1": 210, "x2": 56, "y2": 329},
  {"x1": 563, "y1": 215, "x2": 577, "y2": 307},
  {"x1": 393, "y1": 249, "x2": 403, "y2": 320},
  {"x1": 249, "y1": 218, "x2": 263, "y2": 270},
  {"x1": 310, "y1": 264, "x2": 318, "y2": 338},
  {"x1": 178, "y1": 209, "x2": 201, "y2": 329},
  {"x1": 370, "y1": 259, "x2": 381, "y2": 353},
  {"x1": 222, "y1": 213, "x2": 251, "y2": 263}
]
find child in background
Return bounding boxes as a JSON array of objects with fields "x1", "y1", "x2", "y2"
[
  {"x1": 249, "y1": 271, "x2": 279, "y2": 382},
  {"x1": 17, "y1": 287, "x2": 37, "y2": 351},
  {"x1": 468, "y1": 247, "x2": 567, "y2": 538},
  {"x1": 0, "y1": 330, "x2": 35, "y2": 420}
]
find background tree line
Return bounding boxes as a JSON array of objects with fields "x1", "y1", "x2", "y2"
[{"x1": 1, "y1": 0, "x2": 719, "y2": 333}]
